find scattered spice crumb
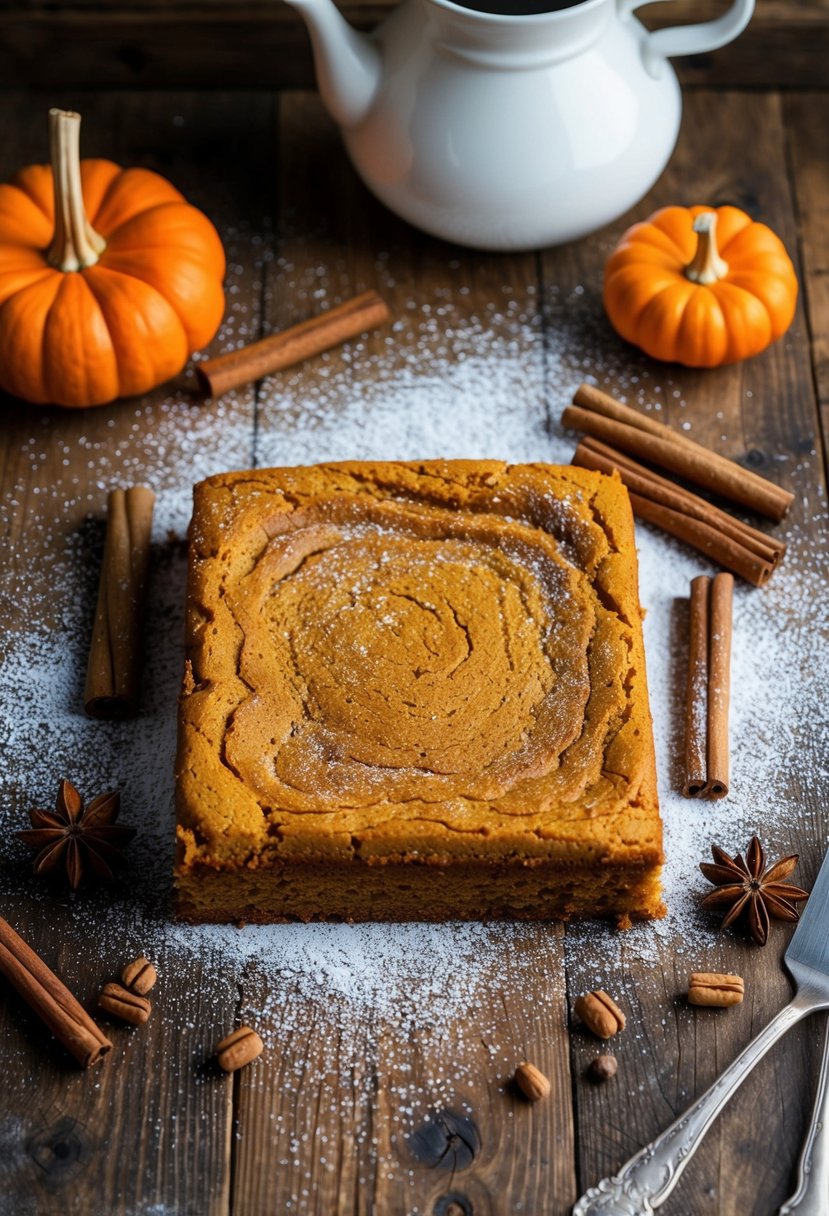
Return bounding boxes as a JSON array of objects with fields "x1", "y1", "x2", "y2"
[{"x1": 587, "y1": 1055, "x2": 617, "y2": 1083}]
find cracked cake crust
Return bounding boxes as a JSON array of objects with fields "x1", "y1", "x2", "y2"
[{"x1": 175, "y1": 460, "x2": 664, "y2": 923}]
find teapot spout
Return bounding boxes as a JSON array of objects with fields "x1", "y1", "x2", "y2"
[{"x1": 285, "y1": 0, "x2": 381, "y2": 129}]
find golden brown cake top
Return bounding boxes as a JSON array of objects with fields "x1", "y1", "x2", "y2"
[{"x1": 177, "y1": 460, "x2": 660, "y2": 870}]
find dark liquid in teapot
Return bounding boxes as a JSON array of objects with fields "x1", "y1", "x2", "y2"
[{"x1": 448, "y1": 0, "x2": 585, "y2": 13}]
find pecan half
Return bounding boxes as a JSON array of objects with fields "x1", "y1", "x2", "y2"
[
  {"x1": 574, "y1": 990, "x2": 626, "y2": 1039},
  {"x1": 121, "y1": 957, "x2": 157, "y2": 996},
  {"x1": 688, "y1": 972, "x2": 744, "y2": 1007},
  {"x1": 98, "y1": 981, "x2": 152, "y2": 1025},
  {"x1": 513, "y1": 1061, "x2": 550, "y2": 1102},
  {"x1": 214, "y1": 1026, "x2": 264, "y2": 1073}
]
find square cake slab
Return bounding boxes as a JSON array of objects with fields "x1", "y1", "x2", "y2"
[{"x1": 175, "y1": 460, "x2": 664, "y2": 923}]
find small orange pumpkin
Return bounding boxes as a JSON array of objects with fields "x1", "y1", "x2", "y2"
[
  {"x1": 603, "y1": 204, "x2": 798, "y2": 368},
  {"x1": 0, "y1": 108, "x2": 225, "y2": 408}
]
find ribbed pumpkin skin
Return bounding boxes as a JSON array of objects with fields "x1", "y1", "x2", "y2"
[
  {"x1": 603, "y1": 205, "x2": 798, "y2": 368},
  {"x1": 0, "y1": 159, "x2": 226, "y2": 407}
]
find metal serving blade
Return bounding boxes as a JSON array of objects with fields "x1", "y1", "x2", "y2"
[
  {"x1": 786, "y1": 845, "x2": 829, "y2": 986},
  {"x1": 573, "y1": 845, "x2": 829, "y2": 1216}
]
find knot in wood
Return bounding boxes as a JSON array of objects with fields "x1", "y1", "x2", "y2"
[
  {"x1": 26, "y1": 1116, "x2": 87, "y2": 1178},
  {"x1": 745, "y1": 448, "x2": 769, "y2": 470},
  {"x1": 434, "y1": 1195, "x2": 473, "y2": 1216},
  {"x1": 408, "y1": 1109, "x2": 480, "y2": 1171}
]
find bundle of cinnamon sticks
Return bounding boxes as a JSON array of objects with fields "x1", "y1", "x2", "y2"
[
  {"x1": 565, "y1": 384, "x2": 791, "y2": 586},
  {"x1": 85, "y1": 486, "x2": 155, "y2": 719}
]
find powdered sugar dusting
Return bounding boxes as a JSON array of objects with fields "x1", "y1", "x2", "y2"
[{"x1": 1, "y1": 272, "x2": 827, "y2": 1187}]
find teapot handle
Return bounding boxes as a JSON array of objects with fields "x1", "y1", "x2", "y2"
[{"x1": 619, "y1": 0, "x2": 755, "y2": 78}]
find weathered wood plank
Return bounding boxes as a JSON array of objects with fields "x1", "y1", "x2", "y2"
[
  {"x1": 785, "y1": 92, "x2": 829, "y2": 455},
  {"x1": 543, "y1": 91, "x2": 828, "y2": 1214},
  {"x1": 0, "y1": 0, "x2": 827, "y2": 90},
  {"x1": 229, "y1": 91, "x2": 576, "y2": 1216},
  {"x1": 235, "y1": 925, "x2": 575, "y2": 1215},
  {"x1": 0, "y1": 90, "x2": 274, "y2": 1215}
]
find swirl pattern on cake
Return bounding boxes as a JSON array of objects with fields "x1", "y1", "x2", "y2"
[{"x1": 176, "y1": 461, "x2": 663, "y2": 924}]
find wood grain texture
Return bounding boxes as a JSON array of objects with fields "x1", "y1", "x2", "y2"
[
  {"x1": 785, "y1": 93, "x2": 829, "y2": 433},
  {"x1": 0, "y1": 90, "x2": 277, "y2": 1216},
  {"x1": 0, "y1": 81, "x2": 827, "y2": 1216},
  {"x1": 1, "y1": 0, "x2": 827, "y2": 89},
  {"x1": 542, "y1": 91, "x2": 827, "y2": 1214}
]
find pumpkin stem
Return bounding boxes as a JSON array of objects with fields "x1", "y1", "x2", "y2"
[
  {"x1": 46, "y1": 109, "x2": 106, "y2": 272},
  {"x1": 685, "y1": 212, "x2": 729, "y2": 285}
]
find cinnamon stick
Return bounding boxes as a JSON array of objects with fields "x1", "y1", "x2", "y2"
[
  {"x1": 0, "y1": 916, "x2": 111, "y2": 1067},
  {"x1": 196, "y1": 290, "x2": 391, "y2": 397},
  {"x1": 572, "y1": 438, "x2": 784, "y2": 586},
  {"x1": 630, "y1": 495, "x2": 773, "y2": 587},
  {"x1": 574, "y1": 383, "x2": 671, "y2": 438},
  {"x1": 707, "y1": 572, "x2": 734, "y2": 799},
  {"x1": 684, "y1": 576, "x2": 711, "y2": 797},
  {"x1": 565, "y1": 385, "x2": 794, "y2": 521},
  {"x1": 578, "y1": 437, "x2": 785, "y2": 562},
  {"x1": 85, "y1": 486, "x2": 155, "y2": 719}
]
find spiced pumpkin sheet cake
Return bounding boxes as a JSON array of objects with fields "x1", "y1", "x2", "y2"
[{"x1": 175, "y1": 460, "x2": 664, "y2": 923}]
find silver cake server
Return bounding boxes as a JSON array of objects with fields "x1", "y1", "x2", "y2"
[
  {"x1": 572, "y1": 843, "x2": 829, "y2": 1216},
  {"x1": 778, "y1": 1015, "x2": 829, "y2": 1216}
]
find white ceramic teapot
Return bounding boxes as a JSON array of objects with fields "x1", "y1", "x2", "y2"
[{"x1": 284, "y1": 0, "x2": 754, "y2": 250}]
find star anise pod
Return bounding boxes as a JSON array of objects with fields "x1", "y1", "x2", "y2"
[
  {"x1": 18, "y1": 779, "x2": 136, "y2": 891},
  {"x1": 699, "y1": 836, "x2": 809, "y2": 946}
]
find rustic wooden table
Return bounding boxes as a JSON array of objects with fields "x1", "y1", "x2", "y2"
[{"x1": 0, "y1": 79, "x2": 827, "y2": 1216}]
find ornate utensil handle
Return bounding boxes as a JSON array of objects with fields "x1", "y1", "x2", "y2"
[
  {"x1": 779, "y1": 1015, "x2": 829, "y2": 1216},
  {"x1": 573, "y1": 996, "x2": 812, "y2": 1216}
]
